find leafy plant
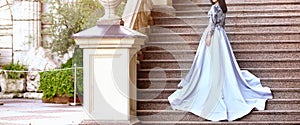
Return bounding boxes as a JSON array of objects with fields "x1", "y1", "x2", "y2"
[
  {"x1": 117, "y1": 0, "x2": 127, "y2": 17},
  {"x1": 42, "y1": 0, "x2": 103, "y2": 56},
  {"x1": 39, "y1": 47, "x2": 83, "y2": 100},
  {"x1": 60, "y1": 46, "x2": 83, "y2": 96},
  {"x1": 75, "y1": 68, "x2": 83, "y2": 96},
  {"x1": 60, "y1": 57, "x2": 74, "y2": 69},
  {"x1": 2, "y1": 61, "x2": 27, "y2": 79},
  {"x1": 39, "y1": 69, "x2": 74, "y2": 99}
]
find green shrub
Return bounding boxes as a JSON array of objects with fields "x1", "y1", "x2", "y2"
[
  {"x1": 2, "y1": 61, "x2": 27, "y2": 79},
  {"x1": 39, "y1": 69, "x2": 74, "y2": 99},
  {"x1": 39, "y1": 48, "x2": 83, "y2": 100},
  {"x1": 73, "y1": 47, "x2": 83, "y2": 96},
  {"x1": 75, "y1": 68, "x2": 83, "y2": 96},
  {"x1": 60, "y1": 46, "x2": 83, "y2": 96}
]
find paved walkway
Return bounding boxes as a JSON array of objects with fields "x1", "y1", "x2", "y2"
[{"x1": 0, "y1": 99, "x2": 84, "y2": 125}]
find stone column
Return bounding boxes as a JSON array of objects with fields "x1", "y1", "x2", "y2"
[
  {"x1": 0, "y1": 0, "x2": 13, "y2": 64},
  {"x1": 151, "y1": 0, "x2": 175, "y2": 16},
  {"x1": 12, "y1": 0, "x2": 42, "y2": 64},
  {"x1": 73, "y1": 1, "x2": 147, "y2": 123}
]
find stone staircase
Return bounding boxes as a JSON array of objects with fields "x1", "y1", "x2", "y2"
[{"x1": 136, "y1": 0, "x2": 300, "y2": 124}]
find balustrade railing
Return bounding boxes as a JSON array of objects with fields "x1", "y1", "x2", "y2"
[{"x1": 122, "y1": 0, "x2": 153, "y2": 33}]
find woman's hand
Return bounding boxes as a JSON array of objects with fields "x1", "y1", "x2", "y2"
[
  {"x1": 206, "y1": 35, "x2": 211, "y2": 46},
  {"x1": 177, "y1": 86, "x2": 183, "y2": 89}
]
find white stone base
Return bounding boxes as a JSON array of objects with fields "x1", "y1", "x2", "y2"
[
  {"x1": 0, "y1": 92, "x2": 23, "y2": 99},
  {"x1": 0, "y1": 92, "x2": 43, "y2": 99},
  {"x1": 23, "y1": 92, "x2": 43, "y2": 99}
]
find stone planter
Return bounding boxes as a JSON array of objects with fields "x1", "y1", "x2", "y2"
[
  {"x1": 26, "y1": 71, "x2": 40, "y2": 92},
  {"x1": 0, "y1": 78, "x2": 26, "y2": 93}
]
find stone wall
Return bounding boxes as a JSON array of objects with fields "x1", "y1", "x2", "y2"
[
  {"x1": 0, "y1": 0, "x2": 75, "y2": 68},
  {"x1": 0, "y1": 0, "x2": 13, "y2": 64},
  {"x1": 0, "y1": 0, "x2": 43, "y2": 65},
  {"x1": 12, "y1": 0, "x2": 42, "y2": 66}
]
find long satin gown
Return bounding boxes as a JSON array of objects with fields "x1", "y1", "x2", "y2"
[{"x1": 168, "y1": 4, "x2": 273, "y2": 121}]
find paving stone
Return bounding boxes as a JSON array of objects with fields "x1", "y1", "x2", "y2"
[{"x1": 0, "y1": 99, "x2": 84, "y2": 124}]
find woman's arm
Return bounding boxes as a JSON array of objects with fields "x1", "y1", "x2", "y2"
[{"x1": 206, "y1": 5, "x2": 219, "y2": 46}]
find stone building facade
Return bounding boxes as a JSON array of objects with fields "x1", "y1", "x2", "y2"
[
  {"x1": 0, "y1": 0, "x2": 77, "y2": 69},
  {"x1": 1, "y1": 0, "x2": 43, "y2": 64}
]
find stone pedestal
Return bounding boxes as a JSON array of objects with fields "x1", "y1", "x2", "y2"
[
  {"x1": 97, "y1": 0, "x2": 122, "y2": 25},
  {"x1": 73, "y1": 25, "x2": 146, "y2": 125}
]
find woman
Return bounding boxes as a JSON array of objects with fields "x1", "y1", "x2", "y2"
[{"x1": 168, "y1": 0, "x2": 273, "y2": 121}]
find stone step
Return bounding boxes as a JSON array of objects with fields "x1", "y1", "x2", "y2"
[
  {"x1": 153, "y1": 15, "x2": 300, "y2": 25},
  {"x1": 173, "y1": 2, "x2": 300, "y2": 11},
  {"x1": 141, "y1": 121, "x2": 300, "y2": 125},
  {"x1": 143, "y1": 41, "x2": 199, "y2": 50},
  {"x1": 145, "y1": 40, "x2": 300, "y2": 50},
  {"x1": 137, "y1": 78, "x2": 300, "y2": 89},
  {"x1": 142, "y1": 50, "x2": 196, "y2": 60},
  {"x1": 140, "y1": 59, "x2": 300, "y2": 69},
  {"x1": 137, "y1": 88, "x2": 300, "y2": 99},
  {"x1": 141, "y1": 50, "x2": 300, "y2": 60},
  {"x1": 150, "y1": 23, "x2": 300, "y2": 33},
  {"x1": 140, "y1": 0, "x2": 300, "y2": 123},
  {"x1": 137, "y1": 99, "x2": 300, "y2": 110},
  {"x1": 173, "y1": 0, "x2": 199, "y2": 4},
  {"x1": 149, "y1": 32, "x2": 300, "y2": 42},
  {"x1": 234, "y1": 50, "x2": 300, "y2": 59},
  {"x1": 175, "y1": 9, "x2": 300, "y2": 17},
  {"x1": 137, "y1": 109, "x2": 300, "y2": 121},
  {"x1": 137, "y1": 68, "x2": 300, "y2": 79},
  {"x1": 231, "y1": 40, "x2": 300, "y2": 50}
]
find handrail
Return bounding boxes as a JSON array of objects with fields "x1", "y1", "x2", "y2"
[{"x1": 122, "y1": 0, "x2": 153, "y2": 32}]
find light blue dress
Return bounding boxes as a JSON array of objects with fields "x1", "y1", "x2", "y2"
[{"x1": 168, "y1": 4, "x2": 273, "y2": 121}]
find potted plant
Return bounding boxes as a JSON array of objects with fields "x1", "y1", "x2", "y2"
[
  {"x1": 39, "y1": 67, "x2": 74, "y2": 104},
  {"x1": 62, "y1": 55, "x2": 84, "y2": 104},
  {"x1": 0, "y1": 61, "x2": 27, "y2": 93}
]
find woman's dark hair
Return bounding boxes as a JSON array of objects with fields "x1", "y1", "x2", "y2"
[{"x1": 210, "y1": 0, "x2": 228, "y2": 13}]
